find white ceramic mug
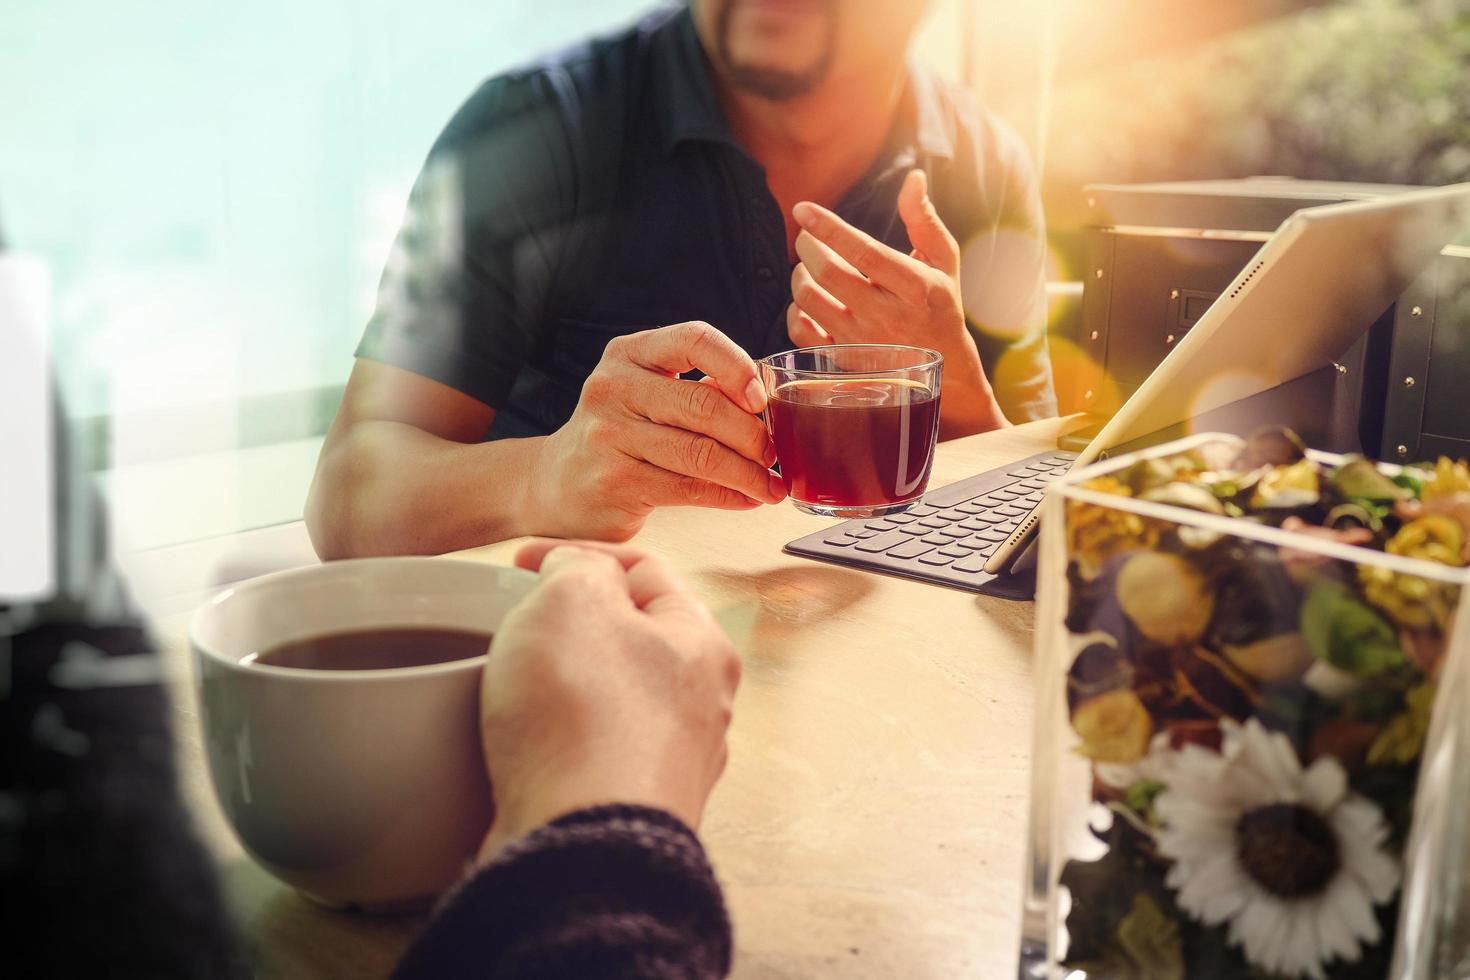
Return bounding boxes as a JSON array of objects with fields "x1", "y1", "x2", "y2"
[{"x1": 190, "y1": 557, "x2": 537, "y2": 910}]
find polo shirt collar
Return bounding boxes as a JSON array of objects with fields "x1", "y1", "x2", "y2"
[
  {"x1": 651, "y1": 7, "x2": 957, "y2": 165},
  {"x1": 652, "y1": 8, "x2": 739, "y2": 155}
]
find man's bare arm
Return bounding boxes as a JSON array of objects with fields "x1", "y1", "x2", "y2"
[
  {"x1": 306, "y1": 324, "x2": 785, "y2": 560},
  {"x1": 306, "y1": 359, "x2": 539, "y2": 559}
]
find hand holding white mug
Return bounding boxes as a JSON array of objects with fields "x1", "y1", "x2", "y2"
[
  {"x1": 527, "y1": 322, "x2": 786, "y2": 542},
  {"x1": 478, "y1": 541, "x2": 741, "y2": 860}
]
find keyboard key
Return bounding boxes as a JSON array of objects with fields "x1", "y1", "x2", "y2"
[
  {"x1": 917, "y1": 553, "x2": 954, "y2": 566},
  {"x1": 960, "y1": 536, "x2": 1001, "y2": 553},
  {"x1": 850, "y1": 529, "x2": 878, "y2": 538},
  {"x1": 952, "y1": 552, "x2": 995, "y2": 573},
  {"x1": 938, "y1": 545, "x2": 971, "y2": 557},
  {"x1": 885, "y1": 514, "x2": 917, "y2": 524},
  {"x1": 918, "y1": 517, "x2": 949, "y2": 528},
  {"x1": 898, "y1": 525, "x2": 928, "y2": 535},
  {"x1": 959, "y1": 517, "x2": 996, "y2": 531},
  {"x1": 975, "y1": 528, "x2": 1009, "y2": 542},
  {"x1": 990, "y1": 488, "x2": 1023, "y2": 501},
  {"x1": 939, "y1": 526, "x2": 970, "y2": 538},
  {"x1": 974, "y1": 494, "x2": 1010, "y2": 507},
  {"x1": 865, "y1": 520, "x2": 898, "y2": 531},
  {"x1": 934, "y1": 509, "x2": 969, "y2": 522},
  {"x1": 855, "y1": 530, "x2": 912, "y2": 553},
  {"x1": 1019, "y1": 479, "x2": 1049, "y2": 491},
  {"x1": 922, "y1": 533, "x2": 951, "y2": 545},
  {"x1": 906, "y1": 504, "x2": 939, "y2": 517},
  {"x1": 996, "y1": 505, "x2": 1030, "y2": 518},
  {"x1": 994, "y1": 519, "x2": 1019, "y2": 533},
  {"x1": 823, "y1": 534, "x2": 859, "y2": 547},
  {"x1": 887, "y1": 539, "x2": 936, "y2": 559}
]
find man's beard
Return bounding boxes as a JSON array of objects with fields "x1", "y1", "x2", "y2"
[{"x1": 715, "y1": 1, "x2": 838, "y2": 102}]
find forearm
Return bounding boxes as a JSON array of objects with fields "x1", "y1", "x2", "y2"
[
  {"x1": 306, "y1": 419, "x2": 545, "y2": 558},
  {"x1": 394, "y1": 805, "x2": 732, "y2": 980}
]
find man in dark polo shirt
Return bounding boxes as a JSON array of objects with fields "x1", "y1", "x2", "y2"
[{"x1": 307, "y1": 0, "x2": 1056, "y2": 558}]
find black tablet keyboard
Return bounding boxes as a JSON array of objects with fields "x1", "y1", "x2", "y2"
[{"x1": 783, "y1": 449, "x2": 1078, "y2": 597}]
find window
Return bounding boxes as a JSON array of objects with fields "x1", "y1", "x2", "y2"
[{"x1": 3, "y1": 0, "x2": 968, "y2": 554}]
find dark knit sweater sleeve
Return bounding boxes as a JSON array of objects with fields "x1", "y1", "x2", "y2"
[{"x1": 392, "y1": 805, "x2": 732, "y2": 980}]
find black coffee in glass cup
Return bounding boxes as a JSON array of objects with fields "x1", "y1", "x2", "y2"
[{"x1": 759, "y1": 344, "x2": 943, "y2": 518}]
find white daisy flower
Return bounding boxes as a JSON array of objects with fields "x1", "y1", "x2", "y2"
[{"x1": 1155, "y1": 718, "x2": 1401, "y2": 980}]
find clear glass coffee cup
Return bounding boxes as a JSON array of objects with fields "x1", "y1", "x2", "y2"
[{"x1": 759, "y1": 344, "x2": 943, "y2": 519}]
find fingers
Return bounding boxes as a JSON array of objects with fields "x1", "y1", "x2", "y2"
[
  {"x1": 794, "y1": 229, "x2": 871, "y2": 311},
  {"x1": 516, "y1": 538, "x2": 652, "y2": 573},
  {"x1": 637, "y1": 461, "x2": 774, "y2": 513},
  {"x1": 530, "y1": 544, "x2": 635, "y2": 610},
  {"x1": 616, "y1": 321, "x2": 766, "y2": 413},
  {"x1": 786, "y1": 302, "x2": 832, "y2": 348},
  {"x1": 625, "y1": 560, "x2": 711, "y2": 621},
  {"x1": 790, "y1": 261, "x2": 855, "y2": 334},
  {"x1": 791, "y1": 200, "x2": 919, "y2": 295},
  {"x1": 621, "y1": 370, "x2": 774, "y2": 467},
  {"x1": 621, "y1": 552, "x2": 715, "y2": 623},
  {"x1": 514, "y1": 540, "x2": 709, "y2": 618},
  {"x1": 897, "y1": 170, "x2": 960, "y2": 277},
  {"x1": 625, "y1": 419, "x2": 785, "y2": 504}
]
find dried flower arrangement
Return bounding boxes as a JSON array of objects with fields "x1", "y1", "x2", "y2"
[{"x1": 1057, "y1": 429, "x2": 1469, "y2": 979}]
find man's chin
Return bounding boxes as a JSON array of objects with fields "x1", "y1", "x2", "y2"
[
  {"x1": 715, "y1": 0, "x2": 837, "y2": 102},
  {"x1": 724, "y1": 62, "x2": 825, "y2": 101}
]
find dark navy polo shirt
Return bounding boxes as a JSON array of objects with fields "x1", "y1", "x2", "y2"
[{"x1": 358, "y1": 4, "x2": 1057, "y2": 439}]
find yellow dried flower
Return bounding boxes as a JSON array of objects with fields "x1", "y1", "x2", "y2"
[
  {"x1": 1359, "y1": 567, "x2": 1458, "y2": 632},
  {"x1": 1073, "y1": 688, "x2": 1154, "y2": 764},
  {"x1": 1389, "y1": 514, "x2": 1465, "y2": 566},
  {"x1": 1394, "y1": 489, "x2": 1470, "y2": 564},
  {"x1": 1067, "y1": 477, "x2": 1159, "y2": 579},
  {"x1": 1422, "y1": 457, "x2": 1470, "y2": 502},
  {"x1": 1359, "y1": 516, "x2": 1463, "y2": 629},
  {"x1": 1368, "y1": 684, "x2": 1436, "y2": 766},
  {"x1": 1251, "y1": 458, "x2": 1320, "y2": 510},
  {"x1": 1081, "y1": 475, "x2": 1132, "y2": 499}
]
